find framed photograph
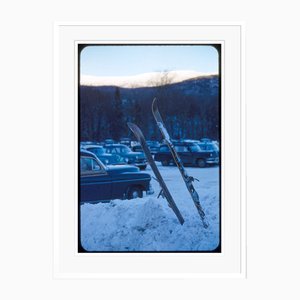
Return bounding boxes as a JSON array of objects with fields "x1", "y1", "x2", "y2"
[{"x1": 54, "y1": 23, "x2": 245, "y2": 278}]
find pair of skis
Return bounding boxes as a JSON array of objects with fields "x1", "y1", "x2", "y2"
[{"x1": 128, "y1": 98, "x2": 208, "y2": 228}]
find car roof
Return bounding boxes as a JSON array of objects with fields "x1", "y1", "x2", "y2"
[
  {"x1": 83, "y1": 145, "x2": 104, "y2": 149},
  {"x1": 80, "y1": 150, "x2": 98, "y2": 158},
  {"x1": 198, "y1": 141, "x2": 214, "y2": 145},
  {"x1": 160, "y1": 141, "x2": 197, "y2": 146},
  {"x1": 105, "y1": 143, "x2": 127, "y2": 147},
  {"x1": 181, "y1": 139, "x2": 201, "y2": 143}
]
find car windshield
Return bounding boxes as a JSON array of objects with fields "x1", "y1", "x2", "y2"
[
  {"x1": 212, "y1": 143, "x2": 219, "y2": 151},
  {"x1": 88, "y1": 147, "x2": 105, "y2": 156},
  {"x1": 175, "y1": 145, "x2": 189, "y2": 152},
  {"x1": 189, "y1": 144, "x2": 201, "y2": 152},
  {"x1": 119, "y1": 146, "x2": 130, "y2": 153},
  {"x1": 147, "y1": 141, "x2": 159, "y2": 146},
  {"x1": 198, "y1": 143, "x2": 215, "y2": 151},
  {"x1": 159, "y1": 146, "x2": 169, "y2": 152},
  {"x1": 80, "y1": 157, "x2": 105, "y2": 173}
]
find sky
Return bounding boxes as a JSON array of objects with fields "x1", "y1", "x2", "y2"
[{"x1": 80, "y1": 45, "x2": 219, "y2": 77}]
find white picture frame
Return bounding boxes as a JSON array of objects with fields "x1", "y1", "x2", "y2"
[{"x1": 53, "y1": 23, "x2": 246, "y2": 278}]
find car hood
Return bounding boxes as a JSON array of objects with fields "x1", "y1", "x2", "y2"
[
  {"x1": 106, "y1": 165, "x2": 140, "y2": 174},
  {"x1": 99, "y1": 153, "x2": 113, "y2": 158},
  {"x1": 126, "y1": 152, "x2": 145, "y2": 158}
]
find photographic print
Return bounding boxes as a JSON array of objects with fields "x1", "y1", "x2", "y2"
[{"x1": 79, "y1": 44, "x2": 221, "y2": 252}]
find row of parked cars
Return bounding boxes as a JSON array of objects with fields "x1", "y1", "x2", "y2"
[
  {"x1": 154, "y1": 140, "x2": 219, "y2": 168},
  {"x1": 81, "y1": 138, "x2": 219, "y2": 168},
  {"x1": 81, "y1": 143, "x2": 148, "y2": 170},
  {"x1": 80, "y1": 138, "x2": 219, "y2": 203}
]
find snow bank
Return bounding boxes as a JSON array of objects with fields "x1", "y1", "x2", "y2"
[
  {"x1": 80, "y1": 166, "x2": 220, "y2": 251},
  {"x1": 81, "y1": 197, "x2": 218, "y2": 251}
]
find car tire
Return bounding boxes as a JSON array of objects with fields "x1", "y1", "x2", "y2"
[
  {"x1": 139, "y1": 165, "x2": 147, "y2": 170},
  {"x1": 161, "y1": 160, "x2": 170, "y2": 166},
  {"x1": 197, "y1": 159, "x2": 206, "y2": 168},
  {"x1": 127, "y1": 186, "x2": 143, "y2": 199}
]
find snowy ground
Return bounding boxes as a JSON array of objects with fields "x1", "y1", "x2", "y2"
[{"x1": 80, "y1": 164, "x2": 220, "y2": 252}]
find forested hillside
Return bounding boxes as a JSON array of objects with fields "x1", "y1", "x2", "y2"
[{"x1": 80, "y1": 75, "x2": 220, "y2": 141}]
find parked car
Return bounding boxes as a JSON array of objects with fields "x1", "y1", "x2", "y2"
[
  {"x1": 104, "y1": 139, "x2": 115, "y2": 145},
  {"x1": 132, "y1": 140, "x2": 161, "y2": 154},
  {"x1": 147, "y1": 140, "x2": 161, "y2": 153},
  {"x1": 130, "y1": 140, "x2": 139, "y2": 148},
  {"x1": 104, "y1": 144, "x2": 147, "y2": 170},
  {"x1": 81, "y1": 145, "x2": 125, "y2": 165},
  {"x1": 131, "y1": 143, "x2": 142, "y2": 152},
  {"x1": 80, "y1": 150, "x2": 153, "y2": 203},
  {"x1": 211, "y1": 140, "x2": 220, "y2": 152},
  {"x1": 119, "y1": 137, "x2": 131, "y2": 147},
  {"x1": 154, "y1": 141, "x2": 219, "y2": 167},
  {"x1": 197, "y1": 141, "x2": 219, "y2": 153},
  {"x1": 80, "y1": 141, "x2": 104, "y2": 147},
  {"x1": 200, "y1": 138, "x2": 212, "y2": 143},
  {"x1": 181, "y1": 139, "x2": 201, "y2": 144}
]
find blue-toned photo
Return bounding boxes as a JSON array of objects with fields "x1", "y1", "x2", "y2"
[{"x1": 79, "y1": 45, "x2": 221, "y2": 252}]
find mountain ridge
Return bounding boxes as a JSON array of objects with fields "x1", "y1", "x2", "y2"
[{"x1": 80, "y1": 70, "x2": 218, "y2": 88}]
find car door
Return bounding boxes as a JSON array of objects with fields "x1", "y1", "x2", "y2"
[
  {"x1": 80, "y1": 156, "x2": 112, "y2": 202},
  {"x1": 174, "y1": 145, "x2": 190, "y2": 165}
]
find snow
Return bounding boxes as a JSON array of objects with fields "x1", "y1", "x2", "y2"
[
  {"x1": 80, "y1": 165, "x2": 220, "y2": 251},
  {"x1": 80, "y1": 70, "x2": 217, "y2": 88}
]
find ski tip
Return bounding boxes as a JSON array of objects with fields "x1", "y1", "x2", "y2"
[
  {"x1": 127, "y1": 122, "x2": 143, "y2": 141},
  {"x1": 152, "y1": 97, "x2": 164, "y2": 123},
  {"x1": 152, "y1": 97, "x2": 158, "y2": 113},
  {"x1": 127, "y1": 122, "x2": 137, "y2": 132}
]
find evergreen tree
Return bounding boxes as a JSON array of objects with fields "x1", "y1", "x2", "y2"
[
  {"x1": 132, "y1": 100, "x2": 142, "y2": 126},
  {"x1": 110, "y1": 87, "x2": 124, "y2": 140}
]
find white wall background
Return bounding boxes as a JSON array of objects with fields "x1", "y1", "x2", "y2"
[{"x1": 0, "y1": 1, "x2": 299, "y2": 299}]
